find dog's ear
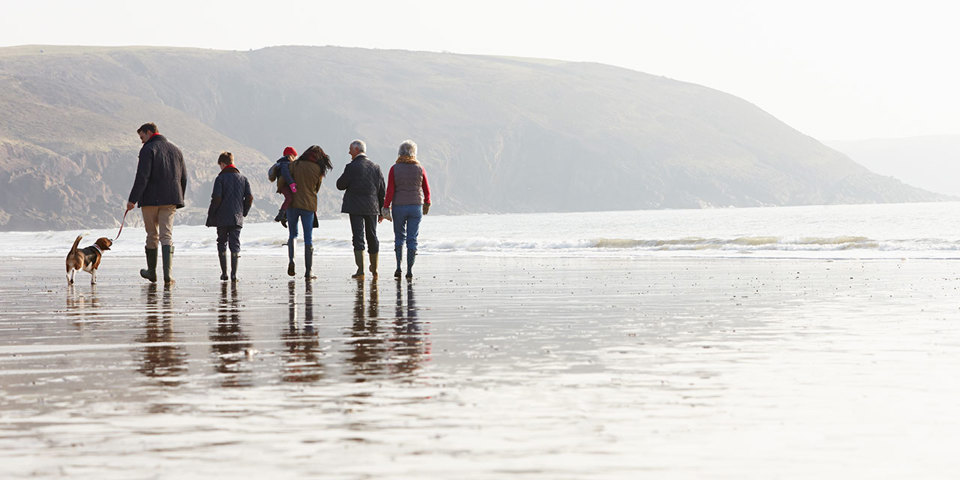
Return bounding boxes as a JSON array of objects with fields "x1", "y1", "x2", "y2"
[{"x1": 97, "y1": 238, "x2": 112, "y2": 250}]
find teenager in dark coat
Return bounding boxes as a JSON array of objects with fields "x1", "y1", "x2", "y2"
[
  {"x1": 336, "y1": 139, "x2": 385, "y2": 279},
  {"x1": 206, "y1": 152, "x2": 253, "y2": 282}
]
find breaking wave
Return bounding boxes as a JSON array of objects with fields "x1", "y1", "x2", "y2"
[{"x1": 591, "y1": 236, "x2": 880, "y2": 251}]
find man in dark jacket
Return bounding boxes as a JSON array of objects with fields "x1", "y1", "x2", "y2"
[
  {"x1": 206, "y1": 152, "x2": 253, "y2": 282},
  {"x1": 126, "y1": 122, "x2": 187, "y2": 286},
  {"x1": 336, "y1": 139, "x2": 385, "y2": 279}
]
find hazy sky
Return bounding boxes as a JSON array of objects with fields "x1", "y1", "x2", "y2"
[{"x1": 1, "y1": 0, "x2": 956, "y2": 141}]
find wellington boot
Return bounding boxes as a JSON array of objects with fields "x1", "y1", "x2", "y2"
[
  {"x1": 162, "y1": 245, "x2": 175, "y2": 286},
  {"x1": 140, "y1": 247, "x2": 158, "y2": 283},
  {"x1": 230, "y1": 252, "x2": 239, "y2": 282},
  {"x1": 304, "y1": 245, "x2": 317, "y2": 280},
  {"x1": 287, "y1": 240, "x2": 296, "y2": 277},
  {"x1": 406, "y1": 249, "x2": 416, "y2": 279},
  {"x1": 218, "y1": 251, "x2": 228, "y2": 281},
  {"x1": 369, "y1": 252, "x2": 378, "y2": 280},
  {"x1": 394, "y1": 248, "x2": 403, "y2": 279},
  {"x1": 351, "y1": 250, "x2": 364, "y2": 278}
]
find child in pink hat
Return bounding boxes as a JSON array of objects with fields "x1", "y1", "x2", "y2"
[{"x1": 268, "y1": 147, "x2": 298, "y2": 227}]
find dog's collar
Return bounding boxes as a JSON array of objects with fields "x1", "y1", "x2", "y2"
[{"x1": 92, "y1": 244, "x2": 103, "y2": 254}]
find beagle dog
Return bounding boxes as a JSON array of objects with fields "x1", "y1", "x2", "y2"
[{"x1": 66, "y1": 235, "x2": 112, "y2": 284}]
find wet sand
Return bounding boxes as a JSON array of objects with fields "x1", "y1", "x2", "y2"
[{"x1": 3, "y1": 254, "x2": 960, "y2": 478}]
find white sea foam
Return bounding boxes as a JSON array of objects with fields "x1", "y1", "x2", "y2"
[{"x1": 5, "y1": 202, "x2": 960, "y2": 259}]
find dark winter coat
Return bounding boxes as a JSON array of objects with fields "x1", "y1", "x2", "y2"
[
  {"x1": 335, "y1": 154, "x2": 385, "y2": 215},
  {"x1": 268, "y1": 156, "x2": 295, "y2": 193},
  {"x1": 128, "y1": 134, "x2": 187, "y2": 208},
  {"x1": 288, "y1": 158, "x2": 325, "y2": 213},
  {"x1": 205, "y1": 166, "x2": 253, "y2": 227}
]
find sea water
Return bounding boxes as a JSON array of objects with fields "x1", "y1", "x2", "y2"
[
  {"x1": 4, "y1": 203, "x2": 960, "y2": 478},
  {"x1": 3, "y1": 201, "x2": 960, "y2": 259}
]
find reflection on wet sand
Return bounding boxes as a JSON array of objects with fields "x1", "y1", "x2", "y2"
[
  {"x1": 66, "y1": 284, "x2": 100, "y2": 328},
  {"x1": 344, "y1": 279, "x2": 430, "y2": 380},
  {"x1": 11, "y1": 255, "x2": 960, "y2": 478},
  {"x1": 391, "y1": 280, "x2": 430, "y2": 376},
  {"x1": 346, "y1": 279, "x2": 386, "y2": 379},
  {"x1": 135, "y1": 284, "x2": 187, "y2": 386},
  {"x1": 281, "y1": 280, "x2": 324, "y2": 382},
  {"x1": 210, "y1": 282, "x2": 253, "y2": 387}
]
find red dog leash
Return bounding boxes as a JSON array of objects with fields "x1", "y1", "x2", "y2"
[{"x1": 114, "y1": 209, "x2": 129, "y2": 241}]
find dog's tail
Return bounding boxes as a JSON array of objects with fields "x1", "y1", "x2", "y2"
[{"x1": 69, "y1": 235, "x2": 82, "y2": 256}]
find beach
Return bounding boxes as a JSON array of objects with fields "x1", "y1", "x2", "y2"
[{"x1": 3, "y1": 251, "x2": 960, "y2": 478}]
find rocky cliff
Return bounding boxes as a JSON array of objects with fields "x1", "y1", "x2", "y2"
[{"x1": 0, "y1": 45, "x2": 944, "y2": 231}]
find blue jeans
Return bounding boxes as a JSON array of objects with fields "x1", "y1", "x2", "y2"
[
  {"x1": 392, "y1": 204, "x2": 422, "y2": 251},
  {"x1": 287, "y1": 208, "x2": 315, "y2": 246}
]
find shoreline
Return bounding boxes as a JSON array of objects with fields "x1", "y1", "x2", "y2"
[{"x1": 4, "y1": 255, "x2": 960, "y2": 478}]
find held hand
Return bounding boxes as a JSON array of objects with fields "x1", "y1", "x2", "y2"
[
  {"x1": 378, "y1": 215, "x2": 384, "y2": 224},
  {"x1": 423, "y1": 203, "x2": 430, "y2": 215},
  {"x1": 289, "y1": 183, "x2": 297, "y2": 193},
  {"x1": 126, "y1": 201, "x2": 135, "y2": 212}
]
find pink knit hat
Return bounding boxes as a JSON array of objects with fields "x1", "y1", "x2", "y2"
[{"x1": 283, "y1": 146, "x2": 297, "y2": 157}]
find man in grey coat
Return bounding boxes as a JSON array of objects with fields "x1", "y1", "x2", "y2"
[{"x1": 336, "y1": 139, "x2": 385, "y2": 279}]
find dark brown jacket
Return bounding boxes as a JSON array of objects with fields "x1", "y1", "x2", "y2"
[{"x1": 289, "y1": 157, "x2": 324, "y2": 212}]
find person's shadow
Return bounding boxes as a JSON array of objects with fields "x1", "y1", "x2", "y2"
[
  {"x1": 281, "y1": 280, "x2": 324, "y2": 382},
  {"x1": 210, "y1": 282, "x2": 252, "y2": 388},
  {"x1": 136, "y1": 284, "x2": 187, "y2": 386},
  {"x1": 391, "y1": 280, "x2": 429, "y2": 376},
  {"x1": 345, "y1": 279, "x2": 385, "y2": 380}
]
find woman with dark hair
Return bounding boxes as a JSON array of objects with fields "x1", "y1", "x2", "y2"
[{"x1": 285, "y1": 145, "x2": 333, "y2": 279}]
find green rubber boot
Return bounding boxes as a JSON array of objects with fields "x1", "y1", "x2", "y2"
[
  {"x1": 352, "y1": 250, "x2": 364, "y2": 278},
  {"x1": 369, "y1": 252, "x2": 378, "y2": 280},
  {"x1": 140, "y1": 247, "x2": 158, "y2": 283},
  {"x1": 162, "y1": 245, "x2": 175, "y2": 286}
]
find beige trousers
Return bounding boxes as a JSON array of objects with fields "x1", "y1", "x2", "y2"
[{"x1": 141, "y1": 205, "x2": 177, "y2": 249}]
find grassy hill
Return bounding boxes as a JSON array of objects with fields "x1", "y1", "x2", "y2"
[{"x1": 0, "y1": 45, "x2": 945, "y2": 230}]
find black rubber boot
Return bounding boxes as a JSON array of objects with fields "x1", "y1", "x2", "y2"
[
  {"x1": 352, "y1": 250, "x2": 364, "y2": 278},
  {"x1": 406, "y1": 249, "x2": 416, "y2": 279},
  {"x1": 140, "y1": 247, "x2": 158, "y2": 283},
  {"x1": 230, "y1": 252, "x2": 239, "y2": 282},
  {"x1": 304, "y1": 245, "x2": 316, "y2": 280},
  {"x1": 162, "y1": 245, "x2": 175, "y2": 285},
  {"x1": 369, "y1": 252, "x2": 378, "y2": 280},
  {"x1": 276, "y1": 209, "x2": 287, "y2": 228},
  {"x1": 394, "y1": 248, "x2": 402, "y2": 279},
  {"x1": 287, "y1": 239, "x2": 296, "y2": 277},
  {"x1": 218, "y1": 251, "x2": 228, "y2": 281}
]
